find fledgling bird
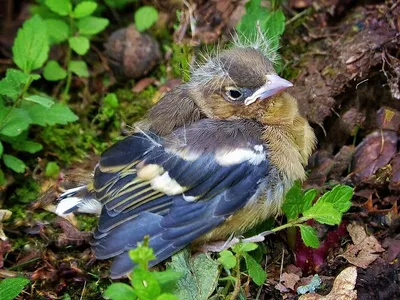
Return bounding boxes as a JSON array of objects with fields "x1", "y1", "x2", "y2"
[{"x1": 56, "y1": 44, "x2": 316, "y2": 278}]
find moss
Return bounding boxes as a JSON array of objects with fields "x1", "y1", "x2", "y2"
[
  {"x1": 75, "y1": 214, "x2": 98, "y2": 232},
  {"x1": 9, "y1": 178, "x2": 40, "y2": 204}
]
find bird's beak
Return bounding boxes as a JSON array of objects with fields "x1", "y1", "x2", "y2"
[{"x1": 244, "y1": 75, "x2": 293, "y2": 106}]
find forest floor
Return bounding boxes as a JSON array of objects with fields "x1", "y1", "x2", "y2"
[{"x1": 0, "y1": 0, "x2": 399, "y2": 299}]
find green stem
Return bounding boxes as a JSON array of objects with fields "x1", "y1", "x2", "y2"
[
  {"x1": 0, "y1": 75, "x2": 33, "y2": 130},
  {"x1": 230, "y1": 255, "x2": 242, "y2": 300},
  {"x1": 270, "y1": 216, "x2": 312, "y2": 233}
]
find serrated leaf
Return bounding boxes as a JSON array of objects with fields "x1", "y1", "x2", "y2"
[
  {"x1": 0, "y1": 107, "x2": 31, "y2": 137},
  {"x1": 218, "y1": 250, "x2": 236, "y2": 269},
  {"x1": 24, "y1": 95, "x2": 54, "y2": 108},
  {"x1": 168, "y1": 250, "x2": 220, "y2": 300},
  {"x1": 263, "y1": 9, "x2": 285, "y2": 50},
  {"x1": 69, "y1": 36, "x2": 90, "y2": 55},
  {"x1": 24, "y1": 103, "x2": 78, "y2": 126},
  {"x1": 281, "y1": 181, "x2": 304, "y2": 220},
  {"x1": 131, "y1": 268, "x2": 161, "y2": 299},
  {"x1": 3, "y1": 154, "x2": 25, "y2": 173},
  {"x1": 0, "y1": 69, "x2": 30, "y2": 100},
  {"x1": 243, "y1": 253, "x2": 266, "y2": 286},
  {"x1": 45, "y1": 19, "x2": 69, "y2": 44},
  {"x1": 45, "y1": 0, "x2": 72, "y2": 16},
  {"x1": 73, "y1": 1, "x2": 97, "y2": 18},
  {"x1": 232, "y1": 242, "x2": 258, "y2": 254},
  {"x1": 78, "y1": 16, "x2": 109, "y2": 35},
  {"x1": 237, "y1": 0, "x2": 268, "y2": 37},
  {"x1": 303, "y1": 202, "x2": 342, "y2": 225},
  {"x1": 43, "y1": 60, "x2": 67, "y2": 81},
  {"x1": 134, "y1": 6, "x2": 159, "y2": 32},
  {"x1": 298, "y1": 224, "x2": 320, "y2": 248},
  {"x1": 302, "y1": 189, "x2": 317, "y2": 212},
  {"x1": 12, "y1": 140, "x2": 42, "y2": 153},
  {"x1": 317, "y1": 185, "x2": 353, "y2": 213},
  {"x1": 12, "y1": 15, "x2": 49, "y2": 73},
  {"x1": 68, "y1": 60, "x2": 89, "y2": 77},
  {"x1": 104, "y1": 283, "x2": 136, "y2": 300},
  {"x1": 0, "y1": 277, "x2": 30, "y2": 300}
]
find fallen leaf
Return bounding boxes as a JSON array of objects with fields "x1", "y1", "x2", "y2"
[
  {"x1": 0, "y1": 209, "x2": 12, "y2": 241},
  {"x1": 299, "y1": 267, "x2": 357, "y2": 300},
  {"x1": 342, "y1": 223, "x2": 385, "y2": 268},
  {"x1": 280, "y1": 272, "x2": 301, "y2": 290},
  {"x1": 132, "y1": 77, "x2": 156, "y2": 93},
  {"x1": 376, "y1": 107, "x2": 400, "y2": 131},
  {"x1": 351, "y1": 130, "x2": 398, "y2": 184}
]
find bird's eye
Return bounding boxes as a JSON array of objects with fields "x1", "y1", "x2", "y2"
[{"x1": 226, "y1": 88, "x2": 242, "y2": 100}]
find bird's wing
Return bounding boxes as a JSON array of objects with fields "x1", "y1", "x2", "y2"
[{"x1": 91, "y1": 119, "x2": 270, "y2": 278}]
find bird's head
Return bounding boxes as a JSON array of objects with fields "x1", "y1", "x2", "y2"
[{"x1": 188, "y1": 47, "x2": 296, "y2": 125}]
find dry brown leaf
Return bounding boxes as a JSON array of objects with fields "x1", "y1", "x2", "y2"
[
  {"x1": 281, "y1": 272, "x2": 301, "y2": 290},
  {"x1": 299, "y1": 267, "x2": 357, "y2": 300},
  {"x1": 342, "y1": 223, "x2": 385, "y2": 268}
]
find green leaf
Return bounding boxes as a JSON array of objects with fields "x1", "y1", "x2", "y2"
[
  {"x1": 232, "y1": 242, "x2": 258, "y2": 254},
  {"x1": 68, "y1": 60, "x2": 89, "y2": 77},
  {"x1": 131, "y1": 268, "x2": 161, "y2": 299},
  {"x1": 43, "y1": 60, "x2": 67, "y2": 81},
  {"x1": 218, "y1": 250, "x2": 236, "y2": 269},
  {"x1": 298, "y1": 224, "x2": 320, "y2": 248},
  {"x1": 0, "y1": 277, "x2": 30, "y2": 300},
  {"x1": 24, "y1": 103, "x2": 78, "y2": 126},
  {"x1": 73, "y1": 1, "x2": 97, "y2": 18},
  {"x1": 3, "y1": 154, "x2": 25, "y2": 173},
  {"x1": 12, "y1": 140, "x2": 43, "y2": 153},
  {"x1": 24, "y1": 95, "x2": 54, "y2": 108},
  {"x1": 0, "y1": 107, "x2": 31, "y2": 137},
  {"x1": 0, "y1": 141, "x2": 3, "y2": 157},
  {"x1": 129, "y1": 244, "x2": 156, "y2": 269},
  {"x1": 69, "y1": 36, "x2": 90, "y2": 55},
  {"x1": 0, "y1": 169, "x2": 5, "y2": 186},
  {"x1": 156, "y1": 294, "x2": 178, "y2": 300},
  {"x1": 168, "y1": 250, "x2": 220, "y2": 300},
  {"x1": 45, "y1": 19, "x2": 70, "y2": 44},
  {"x1": 303, "y1": 202, "x2": 342, "y2": 225},
  {"x1": 302, "y1": 189, "x2": 317, "y2": 212},
  {"x1": 243, "y1": 253, "x2": 266, "y2": 286},
  {"x1": 44, "y1": 0, "x2": 72, "y2": 16},
  {"x1": 104, "y1": 93, "x2": 119, "y2": 108},
  {"x1": 45, "y1": 162, "x2": 60, "y2": 178},
  {"x1": 317, "y1": 185, "x2": 353, "y2": 213},
  {"x1": 134, "y1": 6, "x2": 159, "y2": 32},
  {"x1": 78, "y1": 16, "x2": 109, "y2": 35},
  {"x1": 281, "y1": 181, "x2": 303, "y2": 220},
  {"x1": 263, "y1": 9, "x2": 285, "y2": 50},
  {"x1": 0, "y1": 69, "x2": 30, "y2": 100},
  {"x1": 237, "y1": 0, "x2": 268, "y2": 37},
  {"x1": 152, "y1": 270, "x2": 182, "y2": 294},
  {"x1": 104, "y1": 283, "x2": 136, "y2": 300},
  {"x1": 12, "y1": 15, "x2": 49, "y2": 73}
]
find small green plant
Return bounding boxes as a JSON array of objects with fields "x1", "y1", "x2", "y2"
[
  {"x1": 0, "y1": 277, "x2": 30, "y2": 300},
  {"x1": 0, "y1": 15, "x2": 78, "y2": 183},
  {"x1": 36, "y1": 0, "x2": 109, "y2": 98},
  {"x1": 237, "y1": 0, "x2": 285, "y2": 61},
  {"x1": 104, "y1": 236, "x2": 182, "y2": 300}
]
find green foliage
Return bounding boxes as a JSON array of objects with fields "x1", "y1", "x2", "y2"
[
  {"x1": 280, "y1": 184, "x2": 353, "y2": 248},
  {"x1": 0, "y1": 16, "x2": 78, "y2": 177},
  {"x1": 45, "y1": 161, "x2": 60, "y2": 178},
  {"x1": 134, "y1": 6, "x2": 159, "y2": 32},
  {"x1": 236, "y1": 0, "x2": 286, "y2": 61},
  {"x1": 35, "y1": 0, "x2": 109, "y2": 96},
  {"x1": 0, "y1": 277, "x2": 30, "y2": 300},
  {"x1": 105, "y1": 236, "x2": 181, "y2": 300}
]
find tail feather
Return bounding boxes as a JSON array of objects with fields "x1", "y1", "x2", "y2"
[{"x1": 55, "y1": 186, "x2": 101, "y2": 216}]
